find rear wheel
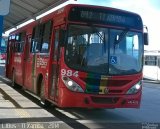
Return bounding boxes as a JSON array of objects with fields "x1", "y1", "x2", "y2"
[
  {"x1": 39, "y1": 78, "x2": 51, "y2": 107},
  {"x1": 11, "y1": 70, "x2": 17, "y2": 87}
]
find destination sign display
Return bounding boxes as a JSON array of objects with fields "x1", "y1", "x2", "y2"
[{"x1": 68, "y1": 6, "x2": 143, "y2": 29}]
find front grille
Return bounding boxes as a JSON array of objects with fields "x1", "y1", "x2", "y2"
[
  {"x1": 80, "y1": 75, "x2": 132, "y2": 94},
  {"x1": 81, "y1": 77, "x2": 132, "y2": 87},
  {"x1": 85, "y1": 88, "x2": 122, "y2": 94},
  {"x1": 91, "y1": 96, "x2": 119, "y2": 104},
  {"x1": 108, "y1": 80, "x2": 131, "y2": 87},
  {"x1": 109, "y1": 90, "x2": 122, "y2": 94}
]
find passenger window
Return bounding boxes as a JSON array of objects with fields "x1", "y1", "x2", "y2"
[
  {"x1": 41, "y1": 21, "x2": 52, "y2": 53},
  {"x1": 14, "y1": 31, "x2": 26, "y2": 53},
  {"x1": 31, "y1": 26, "x2": 40, "y2": 53},
  {"x1": 31, "y1": 20, "x2": 53, "y2": 53}
]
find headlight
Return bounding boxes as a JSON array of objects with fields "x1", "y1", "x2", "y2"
[
  {"x1": 126, "y1": 81, "x2": 142, "y2": 94},
  {"x1": 62, "y1": 76, "x2": 84, "y2": 93}
]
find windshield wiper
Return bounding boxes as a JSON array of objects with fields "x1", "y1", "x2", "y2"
[
  {"x1": 113, "y1": 28, "x2": 129, "y2": 54},
  {"x1": 114, "y1": 28, "x2": 129, "y2": 45},
  {"x1": 88, "y1": 23, "x2": 105, "y2": 43}
]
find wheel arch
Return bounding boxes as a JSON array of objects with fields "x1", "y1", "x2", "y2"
[{"x1": 36, "y1": 73, "x2": 43, "y2": 96}]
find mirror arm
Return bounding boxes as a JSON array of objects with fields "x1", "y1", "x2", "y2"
[{"x1": 143, "y1": 25, "x2": 149, "y2": 46}]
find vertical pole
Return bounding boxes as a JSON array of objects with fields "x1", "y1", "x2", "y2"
[{"x1": 0, "y1": 16, "x2": 3, "y2": 41}]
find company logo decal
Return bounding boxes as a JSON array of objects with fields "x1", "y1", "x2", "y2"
[{"x1": 36, "y1": 58, "x2": 48, "y2": 68}]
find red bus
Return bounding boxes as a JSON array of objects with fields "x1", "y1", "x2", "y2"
[{"x1": 6, "y1": 4, "x2": 148, "y2": 108}]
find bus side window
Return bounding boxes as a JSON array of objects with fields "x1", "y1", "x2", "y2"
[
  {"x1": 19, "y1": 32, "x2": 26, "y2": 52},
  {"x1": 41, "y1": 20, "x2": 52, "y2": 53},
  {"x1": 8, "y1": 35, "x2": 15, "y2": 53},
  {"x1": 31, "y1": 20, "x2": 53, "y2": 53},
  {"x1": 53, "y1": 31, "x2": 59, "y2": 61},
  {"x1": 31, "y1": 26, "x2": 41, "y2": 53},
  {"x1": 14, "y1": 31, "x2": 26, "y2": 53}
]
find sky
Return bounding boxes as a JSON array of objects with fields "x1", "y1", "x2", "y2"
[{"x1": 73, "y1": 0, "x2": 160, "y2": 50}]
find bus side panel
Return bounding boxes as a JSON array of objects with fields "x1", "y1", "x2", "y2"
[
  {"x1": 23, "y1": 35, "x2": 34, "y2": 91},
  {"x1": 35, "y1": 54, "x2": 49, "y2": 95},
  {"x1": 24, "y1": 52, "x2": 49, "y2": 95},
  {"x1": 13, "y1": 53, "x2": 24, "y2": 85},
  {"x1": 24, "y1": 53, "x2": 35, "y2": 90}
]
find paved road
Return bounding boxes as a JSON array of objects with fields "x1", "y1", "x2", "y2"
[
  {"x1": 60, "y1": 82, "x2": 160, "y2": 128},
  {"x1": 0, "y1": 65, "x2": 160, "y2": 129}
]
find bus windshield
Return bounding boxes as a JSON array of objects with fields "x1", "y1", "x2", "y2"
[{"x1": 65, "y1": 25, "x2": 143, "y2": 75}]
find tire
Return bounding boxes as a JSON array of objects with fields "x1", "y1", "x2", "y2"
[
  {"x1": 11, "y1": 70, "x2": 17, "y2": 87},
  {"x1": 40, "y1": 78, "x2": 50, "y2": 107}
]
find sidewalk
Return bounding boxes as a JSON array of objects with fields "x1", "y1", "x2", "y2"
[{"x1": 0, "y1": 76, "x2": 72, "y2": 129}]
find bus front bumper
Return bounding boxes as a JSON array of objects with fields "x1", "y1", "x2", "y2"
[{"x1": 58, "y1": 88, "x2": 141, "y2": 108}]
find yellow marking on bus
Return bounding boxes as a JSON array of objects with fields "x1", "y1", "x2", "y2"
[
  {"x1": 99, "y1": 86, "x2": 107, "y2": 94},
  {"x1": 99, "y1": 76, "x2": 108, "y2": 94}
]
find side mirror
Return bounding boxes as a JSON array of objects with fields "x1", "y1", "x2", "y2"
[
  {"x1": 59, "y1": 29, "x2": 66, "y2": 47},
  {"x1": 144, "y1": 32, "x2": 149, "y2": 45}
]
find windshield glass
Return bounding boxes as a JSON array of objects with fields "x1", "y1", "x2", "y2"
[{"x1": 65, "y1": 25, "x2": 143, "y2": 75}]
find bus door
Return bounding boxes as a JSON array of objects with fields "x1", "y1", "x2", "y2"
[
  {"x1": 14, "y1": 32, "x2": 27, "y2": 85},
  {"x1": 23, "y1": 35, "x2": 33, "y2": 89},
  {"x1": 50, "y1": 30, "x2": 60, "y2": 101},
  {"x1": 6, "y1": 39, "x2": 14, "y2": 79}
]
